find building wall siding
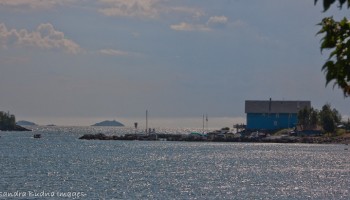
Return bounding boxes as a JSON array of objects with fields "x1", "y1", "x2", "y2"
[{"x1": 247, "y1": 113, "x2": 297, "y2": 130}]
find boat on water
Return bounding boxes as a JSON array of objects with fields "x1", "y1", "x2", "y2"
[{"x1": 34, "y1": 134, "x2": 41, "y2": 138}]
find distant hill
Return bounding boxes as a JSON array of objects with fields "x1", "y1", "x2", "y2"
[
  {"x1": 92, "y1": 120, "x2": 124, "y2": 127},
  {"x1": 46, "y1": 124, "x2": 56, "y2": 127},
  {"x1": 16, "y1": 120, "x2": 37, "y2": 126}
]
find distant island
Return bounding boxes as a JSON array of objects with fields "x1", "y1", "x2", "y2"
[
  {"x1": 16, "y1": 120, "x2": 37, "y2": 126},
  {"x1": 92, "y1": 120, "x2": 124, "y2": 127},
  {"x1": 0, "y1": 112, "x2": 31, "y2": 131}
]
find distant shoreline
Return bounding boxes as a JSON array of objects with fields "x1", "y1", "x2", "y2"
[{"x1": 79, "y1": 133, "x2": 350, "y2": 145}]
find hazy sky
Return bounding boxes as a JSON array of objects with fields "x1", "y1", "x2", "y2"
[{"x1": 0, "y1": 0, "x2": 349, "y2": 128}]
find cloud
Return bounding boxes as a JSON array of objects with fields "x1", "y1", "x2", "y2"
[
  {"x1": 0, "y1": 0, "x2": 74, "y2": 9},
  {"x1": 170, "y1": 22, "x2": 210, "y2": 32},
  {"x1": 171, "y1": 15, "x2": 229, "y2": 32},
  {"x1": 98, "y1": 0, "x2": 160, "y2": 18},
  {"x1": 97, "y1": 0, "x2": 203, "y2": 19},
  {"x1": 1, "y1": 0, "x2": 205, "y2": 22},
  {"x1": 0, "y1": 23, "x2": 82, "y2": 54},
  {"x1": 207, "y1": 16, "x2": 228, "y2": 27}
]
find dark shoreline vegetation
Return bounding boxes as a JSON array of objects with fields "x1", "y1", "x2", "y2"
[{"x1": 0, "y1": 111, "x2": 31, "y2": 131}]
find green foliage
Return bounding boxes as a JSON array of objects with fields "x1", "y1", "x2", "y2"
[
  {"x1": 297, "y1": 104, "x2": 341, "y2": 134},
  {"x1": 319, "y1": 104, "x2": 340, "y2": 133},
  {"x1": 322, "y1": 113, "x2": 336, "y2": 133},
  {"x1": 314, "y1": 0, "x2": 350, "y2": 11},
  {"x1": 345, "y1": 118, "x2": 350, "y2": 130},
  {"x1": 298, "y1": 107, "x2": 319, "y2": 130},
  {"x1": 315, "y1": 0, "x2": 350, "y2": 96},
  {"x1": 318, "y1": 17, "x2": 350, "y2": 96},
  {"x1": 0, "y1": 111, "x2": 16, "y2": 130},
  {"x1": 332, "y1": 108, "x2": 342, "y2": 123},
  {"x1": 335, "y1": 128, "x2": 347, "y2": 136}
]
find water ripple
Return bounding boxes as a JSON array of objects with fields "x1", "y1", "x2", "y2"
[{"x1": 0, "y1": 127, "x2": 349, "y2": 199}]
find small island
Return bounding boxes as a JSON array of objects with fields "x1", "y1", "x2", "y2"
[
  {"x1": 0, "y1": 111, "x2": 31, "y2": 131},
  {"x1": 92, "y1": 120, "x2": 124, "y2": 127},
  {"x1": 16, "y1": 120, "x2": 37, "y2": 126},
  {"x1": 46, "y1": 124, "x2": 56, "y2": 127}
]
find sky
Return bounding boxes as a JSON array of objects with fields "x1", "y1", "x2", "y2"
[{"x1": 0, "y1": 0, "x2": 349, "y2": 128}]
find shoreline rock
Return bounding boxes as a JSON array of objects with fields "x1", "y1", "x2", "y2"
[
  {"x1": 0, "y1": 125, "x2": 32, "y2": 132},
  {"x1": 79, "y1": 133, "x2": 350, "y2": 144}
]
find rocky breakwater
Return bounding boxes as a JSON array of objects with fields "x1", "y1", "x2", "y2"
[
  {"x1": 298, "y1": 136, "x2": 350, "y2": 144},
  {"x1": 79, "y1": 133, "x2": 118, "y2": 140},
  {"x1": 79, "y1": 132, "x2": 350, "y2": 144},
  {"x1": 260, "y1": 135, "x2": 301, "y2": 143},
  {"x1": 79, "y1": 133, "x2": 186, "y2": 141}
]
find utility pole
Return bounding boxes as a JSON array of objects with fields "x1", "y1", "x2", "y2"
[
  {"x1": 206, "y1": 114, "x2": 208, "y2": 133},
  {"x1": 146, "y1": 110, "x2": 148, "y2": 135},
  {"x1": 134, "y1": 122, "x2": 138, "y2": 135},
  {"x1": 202, "y1": 114, "x2": 205, "y2": 134}
]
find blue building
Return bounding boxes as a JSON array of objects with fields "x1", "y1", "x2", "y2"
[{"x1": 245, "y1": 100, "x2": 311, "y2": 130}]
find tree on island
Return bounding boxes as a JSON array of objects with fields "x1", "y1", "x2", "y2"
[
  {"x1": 319, "y1": 103, "x2": 341, "y2": 134},
  {"x1": 315, "y1": 0, "x2": 350, "y2": 96},
  {"x1": 0, "y1": 111, "x2": 31, "y2": 131},
  {"x1": 0, "y1": 111, "x2": 16, "y2": 131}
]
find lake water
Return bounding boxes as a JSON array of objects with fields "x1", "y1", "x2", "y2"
[{"x1": 0, "y1": 126, "x2": 349, "y2": 199}]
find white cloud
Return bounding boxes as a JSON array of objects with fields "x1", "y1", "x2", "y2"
[
  {"x1": 170, "y1": 15, "x2": 229, "y2": 32},
  {"x1": 98, "y1": 0, "x2": 160, "y2": 18},
  {"x1": 207, "y1": 16, "x2": 228, "y2": 26},
  {"x1": 97, "y1": 0, "x2": 204, "y2": 19},
  {"x1": 1, "y1": 0, "x2": 205, "y2": 21},
  {"x1": 170, "y1": 22, "x2": 210, "y2": 32},
  {"x1": 0, "y1": 23, "x2": 82, "y2": 54},
  {"x1": 0, "y1": 0, "x2": 74, "y2": 9}
]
